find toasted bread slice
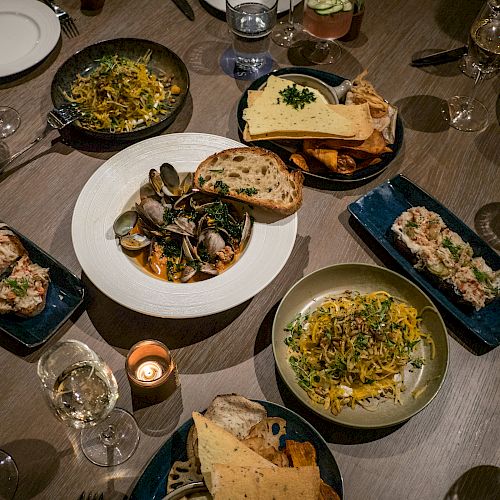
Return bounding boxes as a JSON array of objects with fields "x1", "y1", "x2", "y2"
[{"x1": 194, "y1": 147, "x2": 303, "y2": 216}]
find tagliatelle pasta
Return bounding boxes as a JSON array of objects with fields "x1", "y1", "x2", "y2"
[
  {"x1": 63, "y1": 50, "x2": 180, "y2": 133},
  {"x1": 285, "y1": 291, "x2": 434, "y2": 415}
]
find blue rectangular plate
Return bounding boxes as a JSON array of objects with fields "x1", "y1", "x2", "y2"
[
  {"x1": 348, "y1": 174, "x2": 500, "y2": 348},
  {"x1": 0, "y1": 226, "x2": 85, "y2": 348}
]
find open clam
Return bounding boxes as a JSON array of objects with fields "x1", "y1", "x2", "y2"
[{"x1": 114, "y1": 162, "x2": 253, "y2": 282}]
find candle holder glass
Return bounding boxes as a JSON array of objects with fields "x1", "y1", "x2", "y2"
[
  {"x1": 126, "y1": 340, "x2": 178, "y2": 404},
  {"x1": 37, "y1": 340, "x2": 140, "y2": 467}
]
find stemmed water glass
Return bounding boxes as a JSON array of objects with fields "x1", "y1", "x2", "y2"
[
  {"x1": 446, "y1": 0, "x2": 500, "y2": 131},
  {"x1": 301, "y1": 0, "x2": 353, "y2": 64},
  {"x1": 271, "y1": 0, "x2": 300, "y2": 47},
  {"x1": 37, "y1": 340, "x2": 140, "y2": 467}
]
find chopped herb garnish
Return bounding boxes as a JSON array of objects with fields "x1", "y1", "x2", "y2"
[
  {"x1": 442, "y1": 237, "x2": 461, "y2": 261},
  {"x1": 410, "y1": 357, "x2": 425, "y2": 369},
  {"x1": 279, "y1": 84, "x2": 317, "y2": 110},
  {"x1": 4, "y1": 278, "x2": 30, "y2": 297},
  {"x1": 472, "y1": 266, "x2": 489, "y2": 283},
  {"x1": 209, "y1": 169, "x2": 225, "y2": 173},
  {"x1": 406, "y1": 221, "x2": 419, "y2": 228},
  {"x1": 214, "y1": 180, "x2": 229, "y2": 195},
  {"x1": 198, "y1": 176, "x2": 206, "y2": 187},
  {"x1": 236, "y1": 187, "x2": 258, "y2": 196}
]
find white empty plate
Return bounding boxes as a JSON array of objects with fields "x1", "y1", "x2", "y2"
[
  {"x1": 72, "y1": 133, "x2": 298, "y2": 318},
  {"x1": 0, "y1": 0, "x2": 60, "y2": 78}
]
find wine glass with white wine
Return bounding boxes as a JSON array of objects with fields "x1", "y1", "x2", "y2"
[
  {"x1": 447, "y1": 0, "x2": 500, "y2": 131},
  {"x1": 37, "y1": 340, "x2": 140, "y2": 467}
]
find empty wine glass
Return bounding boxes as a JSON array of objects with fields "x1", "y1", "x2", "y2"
[
  {"x1": 37, "y1": 340, "x2": 140, "y2": 467},
  {"x1": 447, "y1": 1, "x2": 500, "y2": 131},
  {"x1": 0, "y1": 450, "x2": 18, "y2": 500},
  {"x1": 271, "y1": 0, "x2": 300, "y2": 47},
  {"x1": 0, "y1": 107, "x2": 21, "y2": 139},
  {"x1": 301, "y1": 0, "x2": 353, "y2": 64}
]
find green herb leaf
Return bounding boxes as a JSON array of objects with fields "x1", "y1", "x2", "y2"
[
  {"x1": 236, "y1": 187, "x2": 258, "y2": 196},
  {"x1": 279, "y1": 84, "x2": 317, "y2": 110},
  {"x1": 472, "y1": 266, "x2": 489, "y2": 283},
  {"x1": 214, "y1": 180, "x2": 229, "y2": 195},
  {"x1": 198, "y1": 176, "x2": 206, "y2": 187},
  {"x1": 442, "y1": 237, "x2": 461, "y2": 261},
  {"x1": 4, "y1": 278, "x2": 30, "y2": 297},
  {"x1": 410, "y1": 357, "x2": 425, "y2": 369}
]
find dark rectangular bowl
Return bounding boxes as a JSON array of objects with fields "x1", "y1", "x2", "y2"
[
  {"x1": 348, "y1": 174, "x2": 500, "y2": 348},
  {"x1": 0, "y1": 226, "x2": 85, "y2": 348}
]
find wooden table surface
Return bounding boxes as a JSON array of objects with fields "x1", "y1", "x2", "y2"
[{"x1": 1, "y1": 0, "x2": 499, "y2": 499}]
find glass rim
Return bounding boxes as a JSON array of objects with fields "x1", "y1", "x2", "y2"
[
  {"x1": 36, "y1": 339, "x2": 101, "y2": 381},
  {"x1": 225, "y1": 0, "x2": 278, "y2": 10}
]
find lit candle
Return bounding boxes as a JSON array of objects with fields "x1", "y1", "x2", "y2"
[
  {"x1": 136, "y1": 360, "x2": 163, "y2": 382},
  {"x1": 125, "y1": 340, "x2": 179, "y2": 403}
]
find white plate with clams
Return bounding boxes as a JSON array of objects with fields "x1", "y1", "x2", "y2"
[{"x1": 72, "y1": 133, "x2": 297, "y2": 318}]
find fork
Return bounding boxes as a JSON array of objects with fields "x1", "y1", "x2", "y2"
[
  {"x1": 2, "y1": 105, "x2": 82, "y2": 169},
  {"x1": 43, "y1": 0, "x2": 79, "y2": 37},
  {"x1": 79, "y1": 492, "x2": 104, "y2": 500}
]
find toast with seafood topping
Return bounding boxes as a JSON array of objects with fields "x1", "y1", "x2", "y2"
[
  {"x1": 0, "y1": 254, "x2": 50, "y2": 317},
  {"x1": 194, "y1": 147, "x2": 303, "y2": 216},
  {"x1": 392, "y1": 206, "x2": 500, "y2": 310}
]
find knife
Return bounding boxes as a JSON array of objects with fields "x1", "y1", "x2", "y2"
[
  {"x1": 171, "y1": 0, "x2": 195, "y2": 20},
  {"x1": 411, "y1": 46, "x2": 467, "y2": 67}
]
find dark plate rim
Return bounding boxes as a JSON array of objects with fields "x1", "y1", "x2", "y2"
[
  {"x1": 50, "y1": 37, "x2": 190, "y2": 141},
  {"x1": 129, "y1": 399, "x2": 344, "y2": 499},
  {"x1": 236, "y1": 66, "x2": 404, "y2": 184},
  {"x1": 347, "y1": 174, "x2": 500, "y2": 347},
  {"x1": 272, "y1": 262, "x2": 449, "y2": 428},
  {"x1": 0, "y1": 224, "x2": 85, "y2": 348}
]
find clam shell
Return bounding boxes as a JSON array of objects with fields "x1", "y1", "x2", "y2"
[{"x1": 113, "y1": 210, "x2": 138, "y2": 237}]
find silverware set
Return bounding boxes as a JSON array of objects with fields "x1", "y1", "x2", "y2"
[
  {"x1": 43, "y1": 0, "x2": 79, "y2": 37},
  {"x1": 1, "y1": 105, "x2": 82, "y2": 171}
]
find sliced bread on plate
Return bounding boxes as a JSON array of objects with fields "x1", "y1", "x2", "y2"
[{"x1": 194, "y1": 147, "x2": 303, "y2": 216}]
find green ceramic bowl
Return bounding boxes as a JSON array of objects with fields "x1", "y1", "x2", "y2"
[{"x1": 272, "y1": 263, "x2": 449, "y2": 429}]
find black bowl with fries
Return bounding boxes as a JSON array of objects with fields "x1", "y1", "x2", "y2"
[{"x1": 51, "y1": 38, "x2": 189, "y2": 146}]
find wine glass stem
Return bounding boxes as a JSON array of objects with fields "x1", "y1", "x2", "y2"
[
  {"x1": 465, "y1": 69, "x2": 484, "y2": 113},
  {"x1": 287, "y1": 0, "x2": 294, "y2": 26},
  {"x1": 100, "y1": 424, "x2": 117, "y2": 446}
]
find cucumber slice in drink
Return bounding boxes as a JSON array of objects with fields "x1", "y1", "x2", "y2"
[
  {"x1": 307, "y1": 0, "x2": 335, "y2": 10},
  {"x1": 316, "y1": 3, "x2": 343, "y2": 14},
  {"x1": 307, "y1": 0, "x2": 342, "y2": 10}
]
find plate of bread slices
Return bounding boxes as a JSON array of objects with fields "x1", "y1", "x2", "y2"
[
  {"x1": 0, "y1": 223, "x2": 84, "y2": 347},
  {"x1": 72, "y1": 133, "x2": 302, "y2": 318},
  {"x1": 130, "y1": 394, "x2": 343, "y2": 500},
  {"x1": 237, "y1": 67, "x2": 403, "y2": 184}
]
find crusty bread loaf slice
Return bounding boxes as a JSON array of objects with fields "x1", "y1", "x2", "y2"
[{"x1": 194, "y1": 147, "x2": 303, "y2": 216}]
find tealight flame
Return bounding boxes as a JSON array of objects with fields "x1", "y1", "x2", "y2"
[{"x1": 136, "y1": 361, "x2": 163, "y2": 382}]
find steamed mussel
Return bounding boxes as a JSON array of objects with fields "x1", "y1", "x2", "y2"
[{"x1": 113, "y1": 163, "x2": 252, "y2": 283}]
